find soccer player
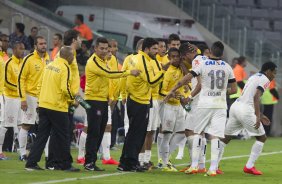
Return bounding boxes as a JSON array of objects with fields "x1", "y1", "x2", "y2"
[
  {"x1": 159, "y1": 48, "x2": 185, "y2": 172},
  {"x1": 118, "y1": 38, "x2": 164, "y2": 172},
  {"x1": 165, "y1": 41, "x2": 237, "y2": 176},
  {"x1": 0, "y1": 41, "x2": 6, "y2": 160},
  {"x1": 218, "y1": 62, "x2": 277, "y2": 175},
  {"x1": 18, "y1": 36, "x2": 50, "y2": 161}
]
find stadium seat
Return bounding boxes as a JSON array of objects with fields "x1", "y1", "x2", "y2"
[
  {"x1": 235, "y1": 7, "x2": 251, "y2": 17},
  {"x1": 274, "y1": 21, "x2": 282, "y2": 31},
  {"x1": 252, "y1": 20, "x2": 270, "y2": 30},
  {"x1": 237, "y1": 0, "x2": 256, "y2": 7},
  {"x1": 251, "y1": 8, "x2": 269, "y2": 18},
  {"x1": 269, "y1": 10, "x2": 282, "y2": 19},
  {"x1": 260, "y1": 0, "x2": 278, "y2": 8}
]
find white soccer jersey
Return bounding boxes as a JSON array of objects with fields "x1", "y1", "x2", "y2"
[
  {"x1": 192, "y1": 58, "x2": 235, "y2": 109},
  {"x1": 191, "y1": 55, "x2": 208, "y2": 93},
  {"x1": 237, "y1": 72, "x2": 270, "y2": 106}
]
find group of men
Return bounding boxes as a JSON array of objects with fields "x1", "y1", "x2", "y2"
[{"x1": 0, "y1": 30, "x2": 277, "y2": 176}]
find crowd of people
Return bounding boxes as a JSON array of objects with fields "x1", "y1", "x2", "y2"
[{"x1": 0, "y1": 14, "x2": 279, "y2": 176}]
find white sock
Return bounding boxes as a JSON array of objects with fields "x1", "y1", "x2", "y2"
[
  {"x1": 217, "y1": 141, "x2": 226, "y2": 169},
  {"x1": 78, "y1": 132, "x2": 87, "y2": 159},
  {"x1": 187, "y1": 135, "x2": 194, "y2": 162},
  {"x1": 157, "y1": 133, "x2": 164, "y2": 161},
  {"x1": 44, "y1": 136, "x2": 50, "y2": 158},
  {"x1": 161, "y1": 133, "x2": 172, "y2": 165},
  {"x1": 18, "y1": 128, "x2": 28, "y2": 156},
  {"x1": 198, "y1": 137, "x2": 207, "y2": 169},
  {"x1": 0, "y1": 127, "x2": 7, "y2": 153},
  {"x1": 124, "y1": 105, "x2": 129, "y2": 136},
  {"x1": 209, "y1": 138, "x2": 220, "y2": 172},
  {"x1": 191, "y1": 134, "x2": 201, "y2": 168},
  {"x1": 169, "y1": 133, "x2": 185, "y2": 155},
  {"x1": 102, "y1": 132, "x2": 111, "y2": 160},
  {"x1": 144, "y1": 150, "x2": 151, "y2": 163},
  {"x1": 176, "y1": 137, "x2": 186, "y2": 158},
  {"x1": 246, "y1": 141, "x2": 264, "y2": 169},
  {"x1": 138, "y1": 152, "x2": 145, "y2": 166}
]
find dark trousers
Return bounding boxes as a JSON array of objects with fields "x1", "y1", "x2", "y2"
[
  {"x1": 85, "y1": 100, "x2": 108, "y2": 165},
  {"x1": 119, "y1": 98, "x2": 149, "y2": 168},
  {"x1": 111, "y1": 102, "x2": 125, "y2": 147},
  {"x1": 263, "y1": 104, "x2": 274, "y2": 136},
  {"x1": 26, "y1": 108, "x2": 72, "y2": 169}
]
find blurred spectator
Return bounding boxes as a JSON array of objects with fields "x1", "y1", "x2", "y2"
[
  {"x1": 231, "y1": 57, "x2": 238, "y2": 69},
  {"x1": 80, "y1": 74, "x2": 86, "y2": 92},
  {"x1": 9, "y1": 23, "x2": 31, "y2": 51},
  {"x1": 261, "y1": 79, "x2": 280, "y2": 136},
  {"x1": 74, "y1": 14, "x2": 93, "y2": 49},
  {"x1": 76, "y1": 40, "x2": 90, "y2": 75},
  {"x1": 0, "y1": 34, "x2": 9, "y2": 61},
  {"x1": 197, "y1": 44, "x2": 210, "y2": 57},
  {"x1": 27, "y1": 27, "x2": 38, "y2": 51},
  {"x1": 50, "y1": 33, "x2": 62, "y2": 61}
]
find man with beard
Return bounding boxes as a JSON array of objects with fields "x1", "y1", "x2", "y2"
[{"x1": 18, "y1": 36, "x2": 50, "y2": 161}]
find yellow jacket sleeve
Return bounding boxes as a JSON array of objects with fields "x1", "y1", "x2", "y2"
[
  {"x1": 37, "y1": 71, "x2": 43, "y2": 98},
  {"x1": 120, "y1": 56, "x2": 131, "y2": 99},
  {"x1": 0, "y1": 57, "x2": 4, "y2": 95},
  {"x1": 18, "y1": 60, "x2": 29, "y2": 101},
  {"x1": 4, "y1": 63, "x2": 18, "y2": 91},
  {"x1": 69, "y1": 59, "x2": 80, "y2": 94},
  {"x1": 61, "y1": 65, "x2": 74, "y2": 101}
]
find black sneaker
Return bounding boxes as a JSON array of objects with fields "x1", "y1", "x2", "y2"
[
  {"x1": 131, "y1": 165, "x2": 146, "y2": 172},
  {"x1": 25, "y1": 165, "x2": 44, "y2": 171},
  {"x1": 65, "y1": 166, "x2": 80, "y2": 172},
  {"x1": 19, "y1": 155, "x2": 28, "y2": 162},
  {"x1": 84, "y1": 163, "x2": 105, "y2": 171}
]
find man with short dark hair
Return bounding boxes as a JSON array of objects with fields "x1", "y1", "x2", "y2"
[
  {"x1": 0, "y1": 34, "x2": 10, "y2": 61},
  {"x1": 118, "y1": 37, "x2": 165, "y2": 172},
  {"x1": 9, "y1": 23, "x2": 30, "y2": 51},
  {"x1": 74, "y1": 14, "x2": 93, "y2": 48},
  {"x1": 17, "y1": 36, "x2": 50, "y2": 161},
  {"x1": 51, "y1": 33, "x2": 63, "y2": 61},
  {"x1": 218, "y1": 61, "x2": 277, "y2": 176},
  {"x1": 28, "y1": 27, "x2": 38, "y2": 51},
  {"x1": 84, "y1": 37, "x2": 140, "y2": 171}
]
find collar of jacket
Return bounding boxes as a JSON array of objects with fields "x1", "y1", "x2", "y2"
[
  {"x1": 139, "y1": 50, "x2": 152, "y2": 61},
  {"x1": 56, "y1": 57, "x2": 70, "y2": 66},
  {"x1": 33, "y1": 50, "x2": 50, "y2": 61},
  {"x1": 12, "y1": 55, "x2": 22, "y2": 64},
  {"x1": 93, "y1": 53, "x2": 106, "y2": 63}
]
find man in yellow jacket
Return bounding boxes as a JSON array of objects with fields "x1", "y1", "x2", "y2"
[
  {"x1": 17, "y1": 36, "x2": 50, "y2": 161},
  {"x1": 84, "y1": 37, "x2": 140, "y2": 171},
  {"x1": 0, "y1": 41, "x2": 6, "y2": 160},
  {"x1": 25, "y1": 46, "x2": 80, "y2": 171},
  {"x1": 0, "y1": 42, "x2": 25, "y2": 159},
  {"x1": 118, "y1": 38, "x2": 165, "y2": 172}
]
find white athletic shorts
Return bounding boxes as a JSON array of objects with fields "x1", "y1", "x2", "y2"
[
  {"x1": 0, "y1": 95, "x2": 4, "y2": 122},
  {"x1": 21, "y1": 95, "x2": 38, "y2": 125},
  {"x1": 158, "y1": 100, "x2": 165, "y2": 128},
  {"x1": 161, "y1": 104, "x2": 185, "y2": 133},
  {"x1": 81, "y1": 105, "x2": 112, "y2": 127},
  {"x1": 3, "y1": 96, "x2": 22, "y2": 127},
  {"x1": 193, "y1": 108, "x2": 227, "y2": 138},
  {"x1": 185, "y1": 97, "x2": 199, "y2": 131},
  {"x1": 225, "y1": 101, "x2": 265, "y2": 136},
  {"x1": 147, "y1": 100, "x2": 160, "y2": 131}
]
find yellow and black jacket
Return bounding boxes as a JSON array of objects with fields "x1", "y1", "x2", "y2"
[
  {"x1": 4, "y1": 55, "x2": 22, "y2": 98},
  {"x1": 18, "y1": 50, "x2": 49, "y2": 101},
  {"x1": 38, "y1": 57, "x2": 74, "y2": 112},
  {"x1": 84, "y1": 53, "x2": 130, "y2": 101},
  {"x1": 107, "y1": 55, "x2": 120, "y2": 101},
  {"x1": 127, "y1": 51, "x2": 164, "y2": 104},
  {"x1": 0, "y1": 56, "x2": 4, "y2": 95}
]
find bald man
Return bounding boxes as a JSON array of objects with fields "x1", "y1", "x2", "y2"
[{"x1": 25, "y1": 46, "x2": 80, "y2": 172}]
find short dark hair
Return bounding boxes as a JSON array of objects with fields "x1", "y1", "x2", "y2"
[
  {"x1": 54, "y1": 33, "x2": 62, "y2": 41},
  {"x1": 12, "y1": 41, "x2": 24, "y2": 49},
  {"x1": 168, "y1": 33, "x2": 180, "y2": 44},
  {"x1": 179, "y1": 42, "x2": 194, "y2": 56},
  {"x1": 76, "y1": 14, "x2": 84, "y2": 23},
  {"x1": 237, "y1": 56, "x2": 246, "y2": 65},
  {"x1": 95, "y1": 37, "x2": 109, "y2": 46},
  {"x1": 16, "y1": 23, "x2": 25, "y2": 34},
  {"x1": 31, "y1": 27, "x2": 38, "y2": 31},
  {"x1": 0, "y1": 34, "x2": 8, "y2": 41},
  {"x1": 142, "y1": 37, "x2": 158, "y2": 51},
  {"x1": 168, "y1": 47, "x2": 180, "y2": 56},
  {"x1": 261, "y1": 61, "x2": 277, "y2": 72},
  {"x1": 211, "y1": 41, "x2": 224, "y2": 57},
  {"x1": 63, "y1": 30, "x2": 79, "y2": 46},
  {"x1": 197, "y1": 44, "x2": 209, "y2": 54},
  {"x1": 34, "y1": 36, "x2": 45, "y2": 45}
]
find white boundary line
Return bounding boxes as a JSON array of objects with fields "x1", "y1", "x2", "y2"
[{"x1": 29, "y1": 151, "x2": 282, "y2": 184}]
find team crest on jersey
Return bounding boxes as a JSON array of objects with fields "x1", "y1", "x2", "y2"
[
  {"x1": 35, "y1": 64, "x2": 41, "y2": 71},
  {"x1": 194, "y1": 60, "x2": 200, "y2": 66},
  {"x1": 97, "y1": 110, "x2": 102, "y2": 116}
]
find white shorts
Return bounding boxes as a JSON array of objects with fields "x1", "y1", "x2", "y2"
[
  {"x1": 0, "y1": 95, "x2": 4, "y2": 122},
  {"x1": 147, "y1": 100, "x2": 160, "y2": 131},
  {"x1": 158, "y1": 100, "x2": 165, "y2": 128},
  {"x1": 3, "y1": 96, "x2": 22, "y2": 127},
  {"x1": 185, "y1": 97, "x2": 199, "y2": 131},
  {"x1": 225, "y1": 101, "x2": 265, "y2": 136},
  {"x1": 21, "y1": 95, "x2": 38, "y2": 125},
  {"x1": 161, "y1": 104, "x2": 185, "y2": 133},
  {"x1": 193, "y1": 108, "x2": 227, "y2": 138}
]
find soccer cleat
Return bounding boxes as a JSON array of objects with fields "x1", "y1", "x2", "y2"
[
  {"x1": 19, "y1": 155, "x2": 27, "y2": 162},
  {"x1": 76, "y1": 157, "x2": 85, "y2": 165},
  {"x1": 198, "y1": 168, "x2": 207, "y2": 173},
  {"x1": 175, "y1": 155, "x2": 183, "y2": 160},
  {"x1": 84, "y1": 162, "x2": 105, "y2": 171},
  {"x1": 102, "y1": 157, "x2": 119, "y2": 165},
  {"x1": 25, "y1": 165, "x2": 44, "y2": 171},
  {"x1": 185, "y1": 167, "x2": 198, "y2": 174},
  {"x1": 162, "y1": 164, "x2": 178, "y2": 172},
  {"x1": 243, "y1": 166, "x2": 262, "y2": 175},
  {"x1": 205, "y1": 170, "x2": 217, "y2": 177},
  {"x1": 179, "y1": 167, "x2": 189, "y2": 172},
  {"x1": 157, "y1": 159, "x2": 163, "y2": 168},
  {"x1": 0, "y1": 153, "x2": 9, "y2": 160},
  {"x1": 216, "y1": 168, "x2": 224, "y2": 174},
  {"x1": 65, "y1": 166, "x2": 80, "y2": 172}
]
